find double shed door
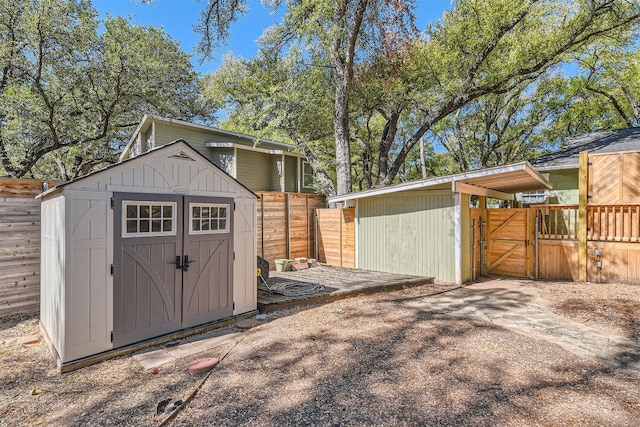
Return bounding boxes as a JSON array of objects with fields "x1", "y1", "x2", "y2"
[{"x1": 113, "y1": 193, "x2": 233, "y2": 348}]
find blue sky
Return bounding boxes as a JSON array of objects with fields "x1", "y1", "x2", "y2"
[{"x1": 92, "y1": 0, "x2": 452, "y2": 75}]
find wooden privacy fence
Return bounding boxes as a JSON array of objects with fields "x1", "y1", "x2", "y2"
[
  {"x1": 535, "y1": 203, "x2": 640, "y2": 283},
  {"x1": 256, "y1": 192, "x2": 326, "y2": 269},
  {"x1": 315, "y1": 208, "x2": 355, "y2": 268},
  {"x1": 534, "y1": 150, "x2": 640, "y2": 283},
  {"x1": 0, "y1": 178, "x2": 57, "y2": 316}
]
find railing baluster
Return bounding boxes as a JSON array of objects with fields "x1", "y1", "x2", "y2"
[{"x1": 532, "y1": 204, "x2": 640, "y2": 242}]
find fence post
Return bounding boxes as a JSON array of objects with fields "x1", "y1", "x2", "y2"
[
  {"x1": 578, "y1": 151, "x2": 588, "y2": 281},
  {"x1": 478, "y1": 196, "x2": 487, "y2": 276},
  {"x1": 286, "y1": 193, "x2": 290, "y2": 259},
  {"x1": 534, "y1": 209, "x2": 539, "y2": 279}
]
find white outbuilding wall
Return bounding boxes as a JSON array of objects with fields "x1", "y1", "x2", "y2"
[{"x1": 40, "y1": 141, "x2": 257, "y2": 365}]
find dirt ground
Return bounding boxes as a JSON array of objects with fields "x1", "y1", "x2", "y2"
[{"x1": 1, "y1": 280, "x2": 639, "y2": 426}]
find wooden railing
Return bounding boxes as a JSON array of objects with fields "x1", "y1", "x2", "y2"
[
  {"x1": 534, "y1": 205, "x2": 578, "y2": 240},
  {"x1": 534, "y1": 204, "x2": 640, "y2": 242},
  {"x1": 588, "y1": 204, "x2": 640, "y2": 242}
]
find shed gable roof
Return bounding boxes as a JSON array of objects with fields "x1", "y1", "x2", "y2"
[
  {"x1": 40, "y1": 140, "x2": 257, "y2": 200},
  {"x1": 530, "y1": 127, "x2": 640, "y2": 171}
]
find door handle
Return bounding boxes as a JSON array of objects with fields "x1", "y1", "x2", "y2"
[
  {"x1": 170, "y1": 256, "x2": 182, "y2": 270},
  {"x1": 182, "y1": 255, "x2": 196, "y2": 272}
]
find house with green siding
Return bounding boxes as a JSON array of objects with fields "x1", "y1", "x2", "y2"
[
  {"x1": 527, "y1": 127, "x2": 640, "y2": 205},
  {"x1": 328, "y1": 162, "x2": 550, "y2": 284},
  {"x1": 119, "y1": 115, "x2": 315, "y2": 193}
]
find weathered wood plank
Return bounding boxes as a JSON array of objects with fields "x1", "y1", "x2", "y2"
[{"x1": 0, "y1": 179, "x2": 52, "y2": 317}]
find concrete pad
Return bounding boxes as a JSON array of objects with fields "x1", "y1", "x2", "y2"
[
  {"x1": 195, "y1": 332, "x2": 243, "y2": 351},
  {"x1": 165, "y1": 342, "x2": 202, "y2": 359},
  {"x1": 399, "y1": 279, "x2": 640, "y2": 373},
  {"x1": 133, "y1": 349, "x2": 176, "y2": 370},
  {"x1": 18, "y1": 335, "x2": 40, "y2": 345}
]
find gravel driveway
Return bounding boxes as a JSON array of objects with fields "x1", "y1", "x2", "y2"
[{"x1": 1, "y1": 279, "x2": 639, "y2": 426}]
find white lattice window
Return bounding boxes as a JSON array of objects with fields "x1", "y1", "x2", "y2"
[
  {"x1": 520, "y1": 189, "x2": 548, "y2": 205},
  {"x1": 123, "y1": 201, "x2": 176, "y2": 237},
  {"x1": 189, "y1": 203, "x2": 229, "y2": 234}
]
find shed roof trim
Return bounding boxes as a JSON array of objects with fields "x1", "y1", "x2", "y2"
[
  {"x1": 328, "y1": 161, "x2": 551, "y2": 203},
  {"x1": 39, "y1": 139, "x2": 258, "y2": 199}
]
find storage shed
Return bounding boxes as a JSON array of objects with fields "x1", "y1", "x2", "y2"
[
  {"x1": 39, "y1": 140, "x2": 257, "y2": 367},
  {"x1": 327, "y1": 162, "x2": 551, "y2": 284}
]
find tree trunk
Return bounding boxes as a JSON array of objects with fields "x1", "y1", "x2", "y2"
[
  {"x1": 290, "y1": 134, "x2": 337, "y2": 197},
  {"x1": 419, "y1": 137, "x2": 427, "y2": 179},
  {"x1": 333, "y1": 67, "x2": 352, "y2": 196}
]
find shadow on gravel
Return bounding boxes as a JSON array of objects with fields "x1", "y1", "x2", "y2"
[
  {"x1": 6, "y1": 284, "x2": 639, "y2": 426},
  {"x1": 166, "y1": 294, "x2": 640, "y2": 426}
]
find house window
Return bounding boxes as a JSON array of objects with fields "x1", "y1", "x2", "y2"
[
  {"x1": 123, "y1": 201, "x2": 176, "y2": 237},
  {"x1": 303, "y1": 161, "x2": 314, "y2": 188},
  {"x1": 520, "y1": 189, "x2": 548, "y2": 206},
  {"x1": 189, "y1": 203, "x2": 229, "y2": 234}
]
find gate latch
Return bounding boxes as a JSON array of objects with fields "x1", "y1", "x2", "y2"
[
  {"x1": 182, "y1": 255, "x2": 196, "y2": 272},
  {"x1": 170, "y1": 256, "x2": 183, "y2": 270}
]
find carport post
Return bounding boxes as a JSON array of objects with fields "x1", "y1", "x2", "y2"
[
  {"x1": 479, "y1": 196, "x2": 487, "y2": 276},
  {"x1": 535, "y1": 209, "x2": 539, "y2": 279}
]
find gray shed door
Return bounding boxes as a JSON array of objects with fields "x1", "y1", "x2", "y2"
[{"x1": 113, "y1": 193, "x2": 233, "y2": 348}]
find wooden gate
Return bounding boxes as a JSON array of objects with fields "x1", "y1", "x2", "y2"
[{"x1": 486, "y1": 208, "x2": 534, "y2": 278}]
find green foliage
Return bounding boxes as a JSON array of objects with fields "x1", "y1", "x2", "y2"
[
  {"x1": 556, "y1": 39, "x2": 640, "y2": 133},
  {"x1": 204, "y1": 51, "x2": 338, "y2": 194},
  {"x1": 429, "y1": 77, "x2": 570, "y2": 172},
  {"x1": 201, "y1": 0, "x2": 640, "y2": 194},
  {"x1": 0, "y1": 0, "x2": 210, "y2": 180}
]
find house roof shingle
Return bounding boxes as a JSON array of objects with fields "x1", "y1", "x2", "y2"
[{"x1": 531, "y1": 127, "x2": 640, "y2": 171}]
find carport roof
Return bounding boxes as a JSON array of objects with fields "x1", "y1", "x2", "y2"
[{"x1": 328, "y1": 161, "x2": 551, "y2": 203}]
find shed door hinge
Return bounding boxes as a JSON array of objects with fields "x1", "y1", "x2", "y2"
[
  {"x1": 587, "y1": 162, "x2": 592, "y2": 166},
  {"x1": 110, "y1": 331, "x2": 113, "y2": 343},
  {"x1": 233, "y1": 251, "x2": 236, "y2": 261},
  {"x1": 234, "y1": 202, "x2": 236, "y2": 211},
  {"x1": 110, "y1": 197, "x2": 114, "y2": 209},
  {"x1": 233, "y1": 302, "x2": 235, "y2": 310},
  {"x1": 587, "y1": 195, "x2": 592, "y2": 199},
  {"x1": 110, "y1": 264, "x2": 114, "y2": 275}
]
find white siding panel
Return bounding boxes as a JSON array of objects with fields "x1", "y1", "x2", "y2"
[
  {"x1": 72, "y1": 144, "x2": 255, "y2": 200},
  {"x1": 358, "y1": 191, "x2": 457, "y2": 283},
  {"x1": 233, "y1": 199, "x2": 257, "y2": 314},
  {"x1": 65, "y1": 190, "x2": 112, "y2": 362},
  {"x1": 40, "y1": 195, "x2": 66, "y2": 359}
]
